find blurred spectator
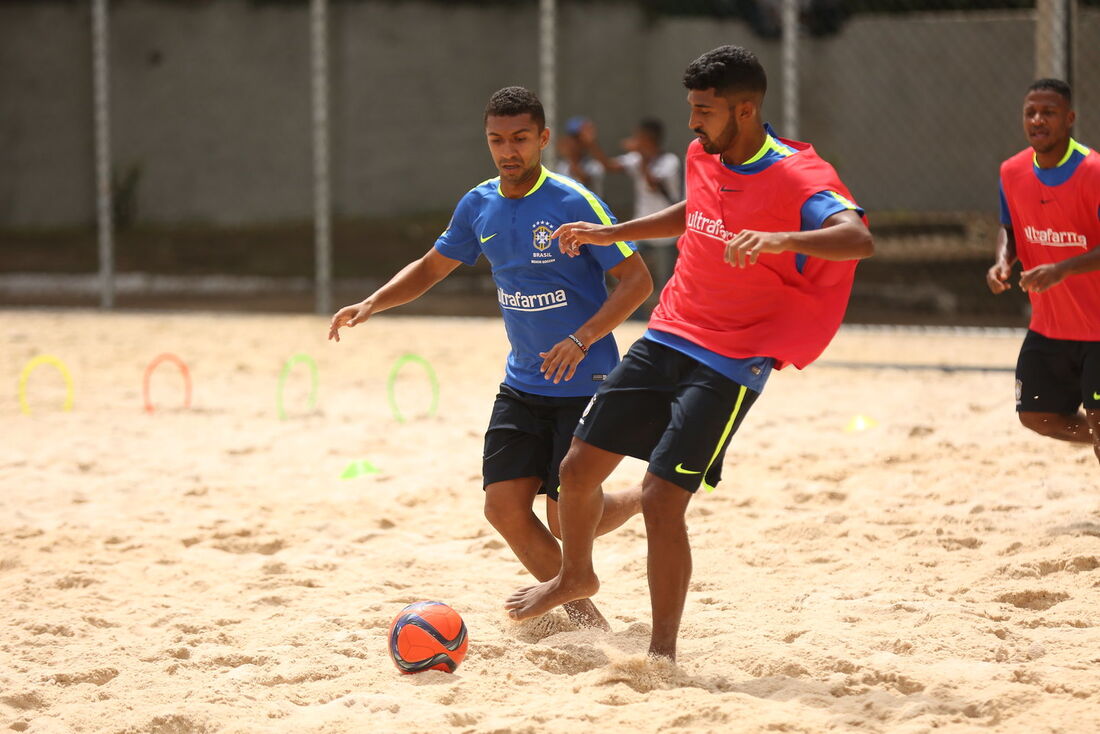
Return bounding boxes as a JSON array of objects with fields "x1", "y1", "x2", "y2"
[
  {"x1": 584, "y1": 117, "x2": 682, "y2": 220},
  {"x1": 554, "y1": 116, "x2": 606, "y2": 197},
  {"x1": 584, "y1": 117, "x2": 683, "y2": 305}
]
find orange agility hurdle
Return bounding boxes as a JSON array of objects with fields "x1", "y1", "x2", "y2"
[{"x1": 143, "y1": 353, "x2": 192, "y2": 414}]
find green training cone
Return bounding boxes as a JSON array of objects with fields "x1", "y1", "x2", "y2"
[{"x1": 341, "y1": 459, "x2": 381, "y2": 479}]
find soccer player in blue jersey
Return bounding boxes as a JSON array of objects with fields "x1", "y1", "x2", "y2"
[{"x1": 328, "y1": 87, "x2": 653, "y2": 627}]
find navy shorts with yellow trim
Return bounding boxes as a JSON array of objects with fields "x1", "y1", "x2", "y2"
[
  {"x1": 1016, "y1": 329, "x2": 1100, "y2": 413},
  {"x1": 575, "y1": 338, "x2": 760, "y2": 492},
  {"x1": 482, "y1": 383, "x2": 590, "y2": 501}
]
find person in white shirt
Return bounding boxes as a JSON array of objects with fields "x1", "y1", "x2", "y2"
[
  {"x1": 554, "y1": 116, "x2": 606, "y2": 197},
  {"x1": 583, "y1": 118, "x2": 683, "y2": 303}
]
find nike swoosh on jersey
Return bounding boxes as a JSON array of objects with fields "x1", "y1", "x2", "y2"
[
  {"x1": 674, "y1": 463, "x2": 702, "y2": 475},
  {"x1": 480, "y1": 233, "x2": 498, "y2": 243}
]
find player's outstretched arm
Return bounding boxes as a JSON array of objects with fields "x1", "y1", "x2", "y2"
[
  {"x1": 724, "y1": 209, "x2": 873, "y2": 268},
  {"x1": 538, "y1": 254, "x2": 653, "y2": 383},
  {"x1": 987, "y1": 226, "x2": 1017, "y2": 294},
  {"x1": 554, "y1": 201, "x2": 687, "y2": 257},
  {"x1": 1020, "y1": 243, "x2": 1100, "y2": 293},
  {"x1": 328, "y1": 248, "x2": 461, "y2": 342}
]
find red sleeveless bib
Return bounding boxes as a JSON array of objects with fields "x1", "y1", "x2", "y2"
[
  {"x1": 1001, "y1": 146, "x2": 1100, "y2": 340},
  {"x1": 649, "y1": 138, "x2": 862, "y2": 369}
]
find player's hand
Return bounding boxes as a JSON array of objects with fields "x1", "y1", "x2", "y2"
[
  {"x1": 986, "y1": 260, "x2": 1014, "y2": 294},
  {"x1": 539, "y1": 338, "x2": 586, "y2": 384},
  {"x1": 328, "y1": 301, "x2": 372, "y2": 342},
  {"x1": 724, "y1": 230, "x2": 789, "y2": 268},
  {"x1": 553, "y1": 221, "x2": 615, "y2": 257},
  {"x1": 1019, "y1": 262, "x2": 1068, "y2": 293}
]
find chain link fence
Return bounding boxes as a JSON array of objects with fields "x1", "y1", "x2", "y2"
[{"x1": 1, "y1": 0, "x2": 1094, "y2": 324}]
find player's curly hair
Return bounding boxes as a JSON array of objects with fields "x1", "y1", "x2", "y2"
[
  {"x1": 1028, "y1": 78, "x2": 1072, "y2": 105},
  {"x1": 484, "y1": 86, "x2": 546, "y2": 130},
  {"x1": 682, "y1": 45, "x2": 767, "y2": 98}
]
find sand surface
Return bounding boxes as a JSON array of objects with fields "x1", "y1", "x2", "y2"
[{"x1": 2, "y1": 310, "x2": 1098, "y2": 733}]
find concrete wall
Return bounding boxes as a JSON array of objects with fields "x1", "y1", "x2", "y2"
[
  {"x1": 1, "y1": 1, "x2": 1097, "y2": 228},
  {"x1": 0, "y1": 3, "x2": 96, "y2": 227}
]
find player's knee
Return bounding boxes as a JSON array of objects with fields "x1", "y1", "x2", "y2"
[
  {"x1": 1018, "y1": 411, "x2": 1060, "y2": 437},
  {"x1": 558, "y1": 452, "x2": 588, "y2": 491},
  {"x1": 483, "y1": 493, "x2": 526, "y2": 533},
  {"x1": 640, "y1": 484, "x2": 688, "y2": 531}
]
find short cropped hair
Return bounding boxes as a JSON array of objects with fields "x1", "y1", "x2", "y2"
[
  {"x1": 638, "y1": 117, "x2": 664, "y2": 144},
  {"x1": 682, "y1": 45, "x2": 767, "y2": 97},
  {"x1": 485, "y1": 86, "x2": 546, "y2": 130},
  {"x1": 1028, "y1": 78, "x2": 1072, "y2": 105}
]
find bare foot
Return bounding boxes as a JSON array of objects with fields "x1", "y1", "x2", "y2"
[
  {"x1": 647, "y1": 645, "x2": 676, "y2": 662},
  {"x1": 505, "y1": 573, "x2": 599, "y2": 621},
  {"x1": 563, "y1": 598, "x2": 611, "y2": 631}
]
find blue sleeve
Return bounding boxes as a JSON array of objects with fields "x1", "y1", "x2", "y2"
[
  {"x1": 999, "y1": 180, "x2": 1013, "y2": 228},
  {"x1": 799, "y1": 190, "x2": 864, "y2": 231},
  {"x1": 434, "y1": 192, "x2": 481, "y2": 266},
  {"x1": 570, "y1": 190, "x2": 637, "y2": 272}
]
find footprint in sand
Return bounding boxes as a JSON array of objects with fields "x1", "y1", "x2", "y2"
[
  {"x1": 44, "y1": 668, "x2": 119, "y2": 686},
  {"x1": 663, "y1": 705, "x2": 731, "y2": 728},
  {"x1": 53, "y1": 573, "x2": 99, "y2": 589},
  {"x1": 0, "y1": 690, "x2": 48, "y2": 711},
  {"x1": 1047, "y1": 522, "x2": 1100, "y2": 538},
  {"x1": 594, "y1": 656, "x2": 718, "y2": 694},
  {"x1": 995, "y1": 590, "x2": 1070, "y2": 611},
  {"x1": 999, "y1": 555, "x2": 1099, "y2": 578},
  {"x1": 205, "y1": 653, "x2": 269, "y2": 669},
  {"x1": 24, "y1": 623, "x2": 74, "y2": 637},
  {"x1": 135, "y1": 714, "x2": 211, "y2": 733},
  {"x1": 939, "y1": 536, "x2": 982, "y2": 551},
  {"x1": 473, "y1": 642, "x2": 507, "y2": 659},
  {"x1": 446, "y1": 712, "x2": 479, "y2": 727},
  {"x1": 831, "y1": 669, "x2": 925, "y2": 697},
  {"x1": 211, "y1": 537, "x2": 287, "y2": 555},
  {"x1": 507, "y1": 611, "x2": 574, "y2": 643},
  {"x1": 82, "y1": 616, "x2": 118, "y2": 628},
  {"x1": 793, "y1": 489, "x2": 848, "y2": 504},
  {"x1": 525, "y1": 644, "x2": 609, "y2": 674},
  {"x1": 470, "y1": 537, "x2": 505, "y2": 554}
]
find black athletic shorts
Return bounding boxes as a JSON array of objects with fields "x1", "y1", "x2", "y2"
[
  {"x1": 482, "y1": 383, "x2": 590, "y2": 501},
  {"x1": 575, "y1": 338, "x2": 760, "y2": 493},
  {"x1": 1016, "y1": 329, "x2": 1100, "y2": 413}
]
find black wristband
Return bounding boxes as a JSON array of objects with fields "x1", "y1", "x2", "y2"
[{"x1": 567, "y1": 334, "x2": 588, "y2": 354}]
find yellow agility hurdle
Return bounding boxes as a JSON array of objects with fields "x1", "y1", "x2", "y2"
[{"x1": 18, "y1": 354, "x2": 75, "y2": 415}]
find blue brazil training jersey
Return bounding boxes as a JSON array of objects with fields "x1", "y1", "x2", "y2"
[{"x1": 435, "y1": 166, "x2": 637, "y2": 397}]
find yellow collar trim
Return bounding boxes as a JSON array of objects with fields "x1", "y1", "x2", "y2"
[{"x1": 497, "y1": 166, "x2": 549, "y2": 198}]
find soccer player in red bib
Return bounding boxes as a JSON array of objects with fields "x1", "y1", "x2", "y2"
[
  {"x1": 987, "y1": 79, "x2": 1100, "y2": 462},
  {"x1": 504, "y1": 45, "x2": 873, "y2": 660}
]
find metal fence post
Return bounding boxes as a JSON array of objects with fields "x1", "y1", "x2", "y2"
[
  {"x1": 782, "y1": 0, "x2": 799, "y2": 140},
  {"x1": 540, "y1": 0, "x2": 557, "y2": 168},
  {"x1": 311, "y1": 0, "x2": 332, "y2": 316},
  {"x1": 92, "y1": 0, "x2": 114, "y2": 309},
  {"x1": 1035, "y1": 0, "x2": 1073, "y2": 84}
]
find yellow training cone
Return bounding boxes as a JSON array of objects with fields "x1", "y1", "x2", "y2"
[{"x1": 844, "y1": 414, "x2": 878, "y2": 433}]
